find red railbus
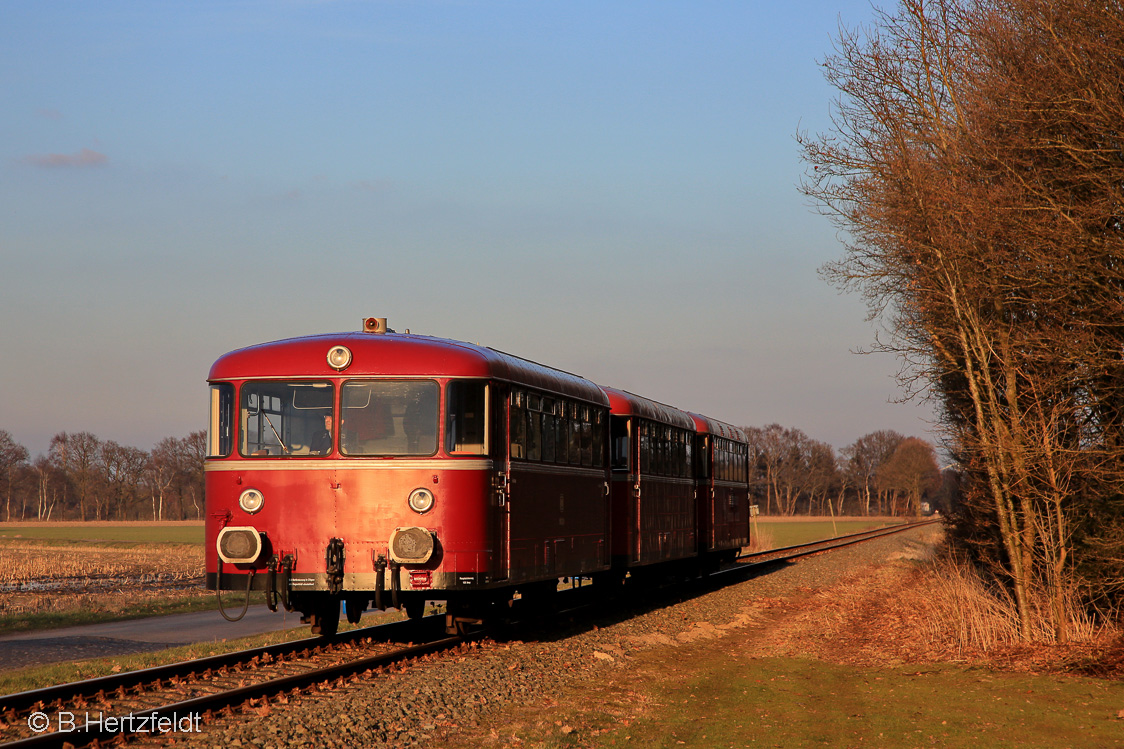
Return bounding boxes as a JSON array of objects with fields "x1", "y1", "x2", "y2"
[
  {"x1": 602, "y1": 387, "x2": 698, "y2": 574},
  {"x1": 205, "y1": 320, "x2": 610, "y2": 634},
  {"x1": 689, "y1": 413, "x2": 750, "y2": 563}
]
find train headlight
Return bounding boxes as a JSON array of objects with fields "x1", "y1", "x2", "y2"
[
  {"x1": 389, "y1": 527, "x2": 436, "y2": 564},
  {"x1": 239, "y1": 488, "x2": 265, "y2": 514},
  {"x1": 326, "y1": 345, "x2": 352, "y2": 371},
  {"x1": 217, "y1": 527, "x2": 264, "y2": 564},
  {"x1": 408, "y1": 487, "x2": 435, "y2": 514}
]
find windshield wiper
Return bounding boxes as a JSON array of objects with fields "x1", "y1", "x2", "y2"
[{"x1": 262, "y1": 413, "x2": 289, "y2": 452}]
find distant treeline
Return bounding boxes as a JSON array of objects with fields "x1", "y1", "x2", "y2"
[
  {"x1": 0, "y1": 426, "x2": 948, "y2": 522},
  {"x1": 743, "y1": 425, "x2": 953, "y2": 517},
  {"x1": 0, "y1": 430, "x2": 205, "y2": 521}
]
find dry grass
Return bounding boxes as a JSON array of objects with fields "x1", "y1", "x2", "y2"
[
  {"x1": 0, "y1": 533, "x2": 206, "y2": 627},
  {"x1": 0, "y1": 542, "x2": 203, "y2": 585},
  {"x1": 747, "y1": 527, "x2": 776, "y2": 552},
  {"x1": 920, "y1": 550, "x2": 1104, "y2": 652}
]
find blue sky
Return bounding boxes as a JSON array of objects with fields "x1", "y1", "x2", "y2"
[{"x1": 0, "y1": 1, "x2": 938, "y2": 460}]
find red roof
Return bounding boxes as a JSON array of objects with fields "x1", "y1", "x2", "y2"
[
  {"x1": 688, "y1": 412, "x2": 747, "y2": 443},
  {"x1": 600, "y1": 386, "x2": 696, "y2": 430},
  {"x1": 209, "y1": 332, "x2": 608, "y2": 405}
]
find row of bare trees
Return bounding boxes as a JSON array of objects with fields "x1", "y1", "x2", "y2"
[
  {"x1": 0, "y1": 424, "x2": 942, "y2": 522},
  {"x1": 744, "y1": 424, "x2": 949, "y2": 517},
  {"x1": 800, "y1": 0, "x2": 1124, "y2": 639},
  {"x1": 0, "y1": 430, "x2": 205, "y2": 522}
]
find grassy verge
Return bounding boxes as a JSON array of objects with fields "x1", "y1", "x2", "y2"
[
  {"x1": 0, "y1": 591, "x2": 274, "y2": 636},
  {"x1": 568, "y1": 657, "x2": 1123, "y2": 748},
  {"x1": 753, "y1": 517, "x2": 903, "y2": 549}
]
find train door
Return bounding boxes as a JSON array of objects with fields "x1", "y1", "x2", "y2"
[
  {"x1": 492, "y1": 385, "x2": 511, "y2": 581},
  {"x1": 609, "y1": 414, "x2": 634, "y2": 566}
]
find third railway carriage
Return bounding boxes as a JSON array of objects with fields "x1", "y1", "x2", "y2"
[
  {"x1": 602, "y1": 386, "x2": 699, "y2": 574},
  {"x1": 689, "y1": 413, "x2": 750, "y2": 564},
  {"x1": 205, "y1": 319, "x2": 611, "y2": 635}
]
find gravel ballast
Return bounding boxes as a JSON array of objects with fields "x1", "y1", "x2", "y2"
[{"x1": 160, "y1": 526, "x2": 940, "y2": 748}]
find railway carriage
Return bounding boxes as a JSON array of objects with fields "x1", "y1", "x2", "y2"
[
  {"x1": 689, "y1": 413, "x2": 751, "y2": 564},
  {"x1": 205, "y1": 319, "x2": 611, "y2": 635},
  {"x1": 601, "y1": 387, "x2": 698, "y2": 573}
]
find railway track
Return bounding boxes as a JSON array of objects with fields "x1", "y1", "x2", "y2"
[
  {"x1": 0, "y1": 615, "x2": 466, "y2": 748},
  {"x1": 735, "y1": 518, "x2": 940, "y2": 568},
  {"x1": 0, "y1": 519, "x2": 936, "y2": 749}
]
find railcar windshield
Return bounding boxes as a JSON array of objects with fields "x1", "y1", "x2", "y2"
[
  {"x1": 341, "y1": 380, "x2": 439, "y2": 456},
  {"x1": 240, "y1": 381, "x2": 334, "y2": 457}
]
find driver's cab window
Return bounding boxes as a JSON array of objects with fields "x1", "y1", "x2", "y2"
[{"x1": 239, "y1": 381, "x2": 333, "y2": 457}]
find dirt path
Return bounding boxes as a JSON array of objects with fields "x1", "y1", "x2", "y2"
[{"x1": 434, "y1": 528, "x2": 1124, "y2": 748}]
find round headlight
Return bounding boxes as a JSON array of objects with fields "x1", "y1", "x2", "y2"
[
  {"x1": 326, "y1": 345, "x2": 352, "y2": 371},
  {"x1": 408, "y1": 487, "x2": 435, "y2": 514},
  {"x1": 239, "y1": 488, "x2": 265, "y2": 514}
]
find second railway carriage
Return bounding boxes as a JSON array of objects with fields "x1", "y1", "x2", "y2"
[
  {"x1": 689, "y1": 413, "x2": 751, "y2": 564},
  {"x1": 205, "y1": 320, "x2": 611, "y2": 635},
  {"x1": 602, "y1": 386, "x2": 698, "y2": 573}
]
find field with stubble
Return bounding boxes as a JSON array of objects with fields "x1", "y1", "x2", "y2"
[{"x1": 0, "y1": 521, "x2": 209, "y2": 634}]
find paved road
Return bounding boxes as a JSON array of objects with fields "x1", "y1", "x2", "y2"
[{"x1": 0, "y1": 605, "x2": 313, "y2": 673}]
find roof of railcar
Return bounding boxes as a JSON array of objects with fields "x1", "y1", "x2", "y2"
[
  {"x1": 209, "y1": 332, "x2": 608, "y2": 405},
  {"x1": 600, "y1": 386, "x2": 696, "y2": 431},
  {"x1": 688, "y1": 412, "x2": 748, "y2": 443}
]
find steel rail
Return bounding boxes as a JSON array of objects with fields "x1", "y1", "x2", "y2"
[
  {"x1": 0, "y1": 613, "x2": 443, "y2": 718},
  {"x1": 2, "y1": 632, "x2": 468, "y2": 749},
  {"x1": 720, "y1": 518, "x2": 941, "y2": 579}
]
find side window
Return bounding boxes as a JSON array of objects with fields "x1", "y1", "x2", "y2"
[
  {"x1": 696, "y1": 436, "x2": 709, "y2": 479},
  {"x1": 611, "y1": 415, "x2": 630, "y2": 471},
  {"x1": 639, "y1": 421, "x2": 651, "y2": 474},
  {"x1": 446, "y1": 381, "x2": 488, "y2": 455},
  {"x1": 527, "y1": 394, "x2": 542, "y2": 462},
  {"x1": 592, "y1": 409, "x2": 606, "y2": 468},
  {"x1": 569, "y1": 403, "x2": 582, "y2": 465},
  {"x1": 511, "y1": 391, "x2": 527, "y2": 459},
  {"x1": 542, "y1": 398, "x2": 557, "y2": 463},
  {"x1": 580, "y1": 406, "x2": 593, "y2": 467},
  {"x1": 555, "y1": 401, "x2": 569, "y2": 465},
  {"x1": 208, "y1": 383, "x2": 234, "y2": 458}
]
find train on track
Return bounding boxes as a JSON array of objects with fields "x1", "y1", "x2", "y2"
[{"x1": 205, "y1": 318, "x2": 751, "y2": 635}]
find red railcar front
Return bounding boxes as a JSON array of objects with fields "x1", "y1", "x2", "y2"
[{"x1": 205, "y1": 323, "x2": 610, "y2": 634}]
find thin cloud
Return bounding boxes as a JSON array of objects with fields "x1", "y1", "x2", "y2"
[
  {"x1": 23, "y1": 148, "x2": 108, "y2": 168},
  {"x1": 355, "y1": 179, "x2": 393, "y2": 193}
]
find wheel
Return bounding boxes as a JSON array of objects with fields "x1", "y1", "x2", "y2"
[
  {"x1": 404, "y1": 598, "x2": 426, "y2": 620},
  {"x1": 310, "y1": 596, "x2": 340, "y2": 636},
  {"x1": 344, "y1": 596, "x2": 367, "y2": 625}
]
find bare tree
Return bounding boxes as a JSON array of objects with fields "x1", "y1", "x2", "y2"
[
  {"x1": 876, "y1": 437, "x2": 941, "y2": 516},
  {"x1": 800, "y1": 0, "x2": 1124, "y2": 639},
  {"x1": 146, "y1": 437, "x2": 179, "y2": 521},
  {"x1": 50, "y1": 432, "x2": 103, "y2": 521},
  {"x1": 841, "y1": 430, "x2": 904, "y2": 515},
  {"x1": 0, "y1": 431, "x2": 29, "y2": 522},
  {"x1": 31, "y1": 456, "x2": 57, "y2": 520},
  {"x1": 100, "y1": 441, "x2": 148, "y2": 520}
]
